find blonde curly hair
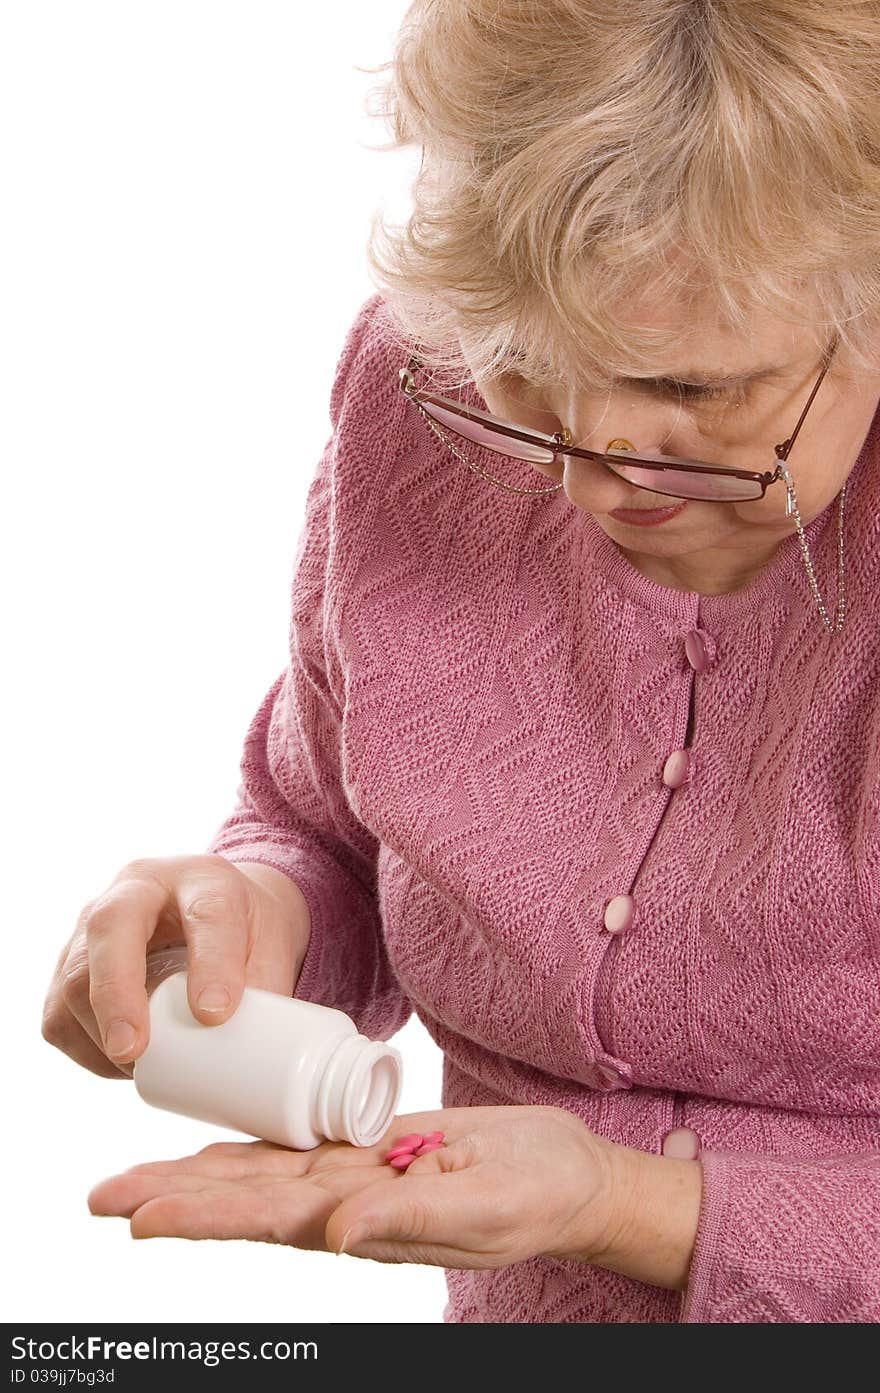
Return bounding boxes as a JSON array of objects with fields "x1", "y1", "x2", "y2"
[{"x1": 362, "y1": 1, "x2": 880, "y2": 392}]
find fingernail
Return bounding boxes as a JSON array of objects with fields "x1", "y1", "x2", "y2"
[
  {"x1": 106, "y1": 1020, "x2": 136, "y2": 1057},
  {"x1": 337, "y1": 1225, "x2": 366, "y2": 1255},
  {"x1": 196, "y1": 984, "x2": 231, "y2": 1012}
]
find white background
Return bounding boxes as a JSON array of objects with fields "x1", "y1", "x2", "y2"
[{"x1": 3, "y1": 1, "x2": 448, "y2": 1322}]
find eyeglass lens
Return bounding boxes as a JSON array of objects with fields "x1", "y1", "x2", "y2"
[{"x1": 418, "y1": 399, "x2": 764, "y2": 501}]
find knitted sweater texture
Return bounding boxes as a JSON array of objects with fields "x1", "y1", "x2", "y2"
[{"x1": 206, "y1": 292, "x2": 880, "y2": 1323}]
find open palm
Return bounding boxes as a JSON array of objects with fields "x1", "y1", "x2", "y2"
[{"x1": 88, "y1": 1103, "x2": 610, "y2": 1268}]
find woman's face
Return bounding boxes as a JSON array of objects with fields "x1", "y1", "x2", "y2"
[{"x1": 469, "y1": 295, "x2": 880, "y2": 594}]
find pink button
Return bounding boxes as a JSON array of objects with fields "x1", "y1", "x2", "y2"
[
  {"x1": 603, "y1": 894, "x2": 634, "y2": 935},
  {"x1": 662, "y1": 749, "x2": 692, "y2": 789},
  {"x1": 661, "y1": 1126, "x2": 702, "y2": 1160},
  {"x1": 684, "y1": 628, "x2": 717, "y2": 672},
  {"x1": 595, "y1": 1062, "x2": 629, "y2": 1090}
]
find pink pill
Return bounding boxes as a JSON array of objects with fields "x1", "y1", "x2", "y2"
[
  {"x1": 392, "y1": 1133, "x2": 424, "y2": 1151},
  {"x1": 389, "y1": 1153, "x2": 415, "y2": 1170},
  {"x1": 385, "y1": 1144, "x2": 418, "y2": 1161},
  {"x1": 413, "y1": 1141, "x2": 443, "y2": 1156},
  {"x1": 421, "y1": 1131, "x2": 445, "y2": 1146}
]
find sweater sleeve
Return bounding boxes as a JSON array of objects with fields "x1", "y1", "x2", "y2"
[
  {"x1": 204, "y1": 293, "x2": 412, "y2": 1043},
  {"x1": 680, "y1": 1148, "x2": 880, "y2": 1322}
]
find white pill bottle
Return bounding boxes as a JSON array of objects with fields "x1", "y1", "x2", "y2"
[{"x1": 133, "y1": 970, "x2": 403, "y2": 1150}]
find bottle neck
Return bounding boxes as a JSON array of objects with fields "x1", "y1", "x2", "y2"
[{"x1": 312, "y1": 1034, "x2": 402, "y2": 1147}]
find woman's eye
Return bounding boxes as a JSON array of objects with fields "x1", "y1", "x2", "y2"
[
  {"x1": 660, "y1": 381, "x2": 747, "y2": 407},
  {"x1": 686, "y1": 384, "x2": 737, "y2": 402}
]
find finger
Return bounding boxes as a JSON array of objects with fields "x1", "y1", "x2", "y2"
[
  {"x1": 191, "y1": 1137, "x2": 397, "y2": 1184},
  {"x1": 88, "y1": 1135, "x2": 383, "y2": 1212},
  {"x1": 326, "y1": 1161, "x2": 493, "y2": 1260},
  {"x1": 50, "y1": 928, "x2": 127, "y2": 1065},
  {"x1": 86, "y1": 873, "x2": 169, "y2": 1061},
  {"x1": 43, "y1": 1002, "x2": 132, "y2": 1080},
  {"x1": 337, "y1": 1234, "x2": 494, "y2": 1268},
  {"x1": 117, "y1": 1140, "x2": 314, "y2": 1182},
  {"x1": 47, "y1": 928, "x2": 75, "y2": 984},
  {"x1": 88, "y1": 1170, "x2": 237, "y2": 1216},
  {"x1": 102, "y1": 1134, "x2": 393, "y2": 1194},
  {"x1": 127, "y1": 1178, "x2": 333, "y2": 1248},
  {"x1": 44, "y1": 933, "x2": 131, "y2": 1076},
  {"x1": 173, "y1": 864, "x2": 252, "y2": 1024}
]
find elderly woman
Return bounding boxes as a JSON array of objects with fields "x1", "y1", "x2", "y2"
[{"x1": 43, "y1": 1, "x2": 879, "y2": 1323}]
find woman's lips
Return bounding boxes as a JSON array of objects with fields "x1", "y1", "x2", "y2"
[{"x1": 608, "y1": 501, "x2": 688, "y2": 526}]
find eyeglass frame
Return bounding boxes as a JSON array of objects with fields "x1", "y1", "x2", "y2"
[{"x1": 398, "y1": 332, "x2": 840, "y2": 503}]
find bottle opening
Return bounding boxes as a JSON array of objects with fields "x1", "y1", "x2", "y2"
[
  {"x1": 357, "y1": 1054, "x2": 400, "y2": 1142},
  {"x1": 315, "y1": 1034, "x2": 403, "y2": 1148}
]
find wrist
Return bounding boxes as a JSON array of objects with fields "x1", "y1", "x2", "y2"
[{"x1": 562, "y1": 1135, "x2": 703, "y2": 1292}]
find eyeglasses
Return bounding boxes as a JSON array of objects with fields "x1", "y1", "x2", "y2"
[{"x1": 398, "y1": 333, "x2": 839, "y2": 508}]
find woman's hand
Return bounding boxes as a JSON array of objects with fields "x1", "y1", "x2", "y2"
[
  {"x1": 41, "y1": 855, "x2": 311, "y2": 1078},
  {"x1": 88, "y1": 1105, "x2": 625, "y2": 1268},
  {"x1": 89, "y1": 1104, "x2": 704, "y2": 1290}
]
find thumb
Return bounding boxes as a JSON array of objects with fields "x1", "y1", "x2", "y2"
[{"x1": 326, "y1": 1135, "x2": 481, "y2": 1264}]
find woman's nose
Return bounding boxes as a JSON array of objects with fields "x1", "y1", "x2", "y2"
[
  {"x1": 559, "y1": 456, "x2": 646, "y2": 513},
  {"x1": 561, "y1": 405, "x2": 692, "y2": 511}
]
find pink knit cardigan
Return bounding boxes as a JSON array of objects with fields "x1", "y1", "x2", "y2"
[{"x1": 206, "y1": 292, "x2": 880, "y2": 1323}]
